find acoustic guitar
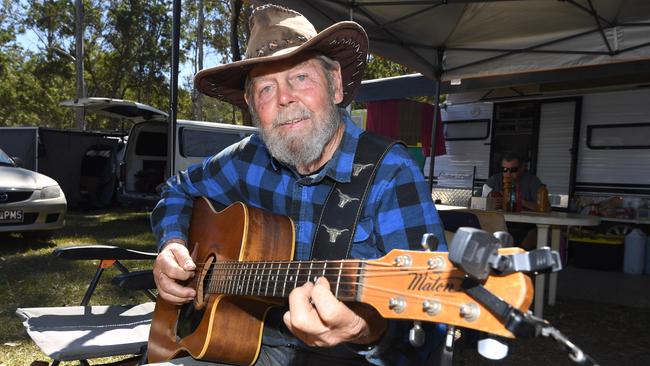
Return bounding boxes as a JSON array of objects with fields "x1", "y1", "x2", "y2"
[{"x1": 148, "y1": 197, "x2": 533, "y2": 365}]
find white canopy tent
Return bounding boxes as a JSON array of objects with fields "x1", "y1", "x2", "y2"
[
  {"x1": 253, "y1": 0, "x2": 650, "y2": 186},
  {"x1": 256, "y1": 0, "x2": 650, "y2": 83}
]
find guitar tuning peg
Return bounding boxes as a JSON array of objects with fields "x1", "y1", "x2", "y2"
[
  {"x1": 409, "y1": 321, "x2": 425, "y2": 347},
  {"x1": 493, "y1": 231, "x2": 514, "y2": 248},
  {"x1": 420, "y1": 233, "x2": 439, "y2": 252}
]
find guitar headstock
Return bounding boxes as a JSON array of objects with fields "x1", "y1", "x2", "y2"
[{"x1": 361, "y1": 248, "x2": 533, "y2": 338}]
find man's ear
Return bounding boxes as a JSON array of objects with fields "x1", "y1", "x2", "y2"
[{"x1": 332, "y1": 62, "x2": 344, "y2": 104}]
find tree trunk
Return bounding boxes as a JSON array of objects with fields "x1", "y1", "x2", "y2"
[
  {"x1": 193, "y1": 0, "x2": 205, "y2": 121},
  {"x1": 229, "y1": 0, "x2": 252, "y2": 125},
  {"x1": 75, "y1": 0, "x2": 85, "y2": 130}
]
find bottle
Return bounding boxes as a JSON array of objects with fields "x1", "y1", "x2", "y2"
[
  {"x1": 508, "y1": 181, "x2": 516, "y2": 212},
  {"x1": 502, "y1": 175, "x2": 511, "y2": 211},
  {"x1": 537, "y1": 184, "x2": 549, "y2": 212}
]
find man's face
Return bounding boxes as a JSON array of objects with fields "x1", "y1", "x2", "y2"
[
  {"x1": 501, "y1": 159, "x2": 520, "y2": 180},
  {"x1": 245, "y1": 56, "x2": 344, "y2": 168}
]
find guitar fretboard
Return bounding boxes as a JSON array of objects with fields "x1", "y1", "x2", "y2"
[{"x1": 206, "y1": 260, "x2": 362, "y2": 301}]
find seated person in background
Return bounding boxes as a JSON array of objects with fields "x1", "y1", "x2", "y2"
[
  {"x1": 485, "y1": 151, "x2": 547, "y2": 212},
  {"x1": 484, "y1": 152, "x2": 549, "y2": 249}
]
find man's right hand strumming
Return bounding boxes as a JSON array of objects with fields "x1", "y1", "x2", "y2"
[{"x1": 153, "y1": 240, "x2": 197, "y2": 305}]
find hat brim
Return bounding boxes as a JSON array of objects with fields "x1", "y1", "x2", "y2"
[{"x1": 194, "y1": 21, "x2": 368, "y2": 111}]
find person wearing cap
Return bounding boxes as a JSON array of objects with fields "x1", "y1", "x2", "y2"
[{"x1": 150, "y1": 4, "x2": 447, "y2": 365}]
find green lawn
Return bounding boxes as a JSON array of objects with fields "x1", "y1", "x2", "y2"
[{"x1": 0, "y1": 208, "x2": 156, "y2": 365}]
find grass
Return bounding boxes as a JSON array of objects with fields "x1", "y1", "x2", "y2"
[{"x1": 0, "y1": 208, "x2": 156, "y2": 366}]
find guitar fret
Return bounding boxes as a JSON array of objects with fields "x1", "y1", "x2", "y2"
[
  {"x1": 232, "y1": 263, "x2": 241, "y2": 295},
  {"x1": 255, "y1": 262, "x2": 260, "y2": 296},
  {"x1": 257, "y1": 262, "x2": 263, "y2": 296},
  {"x1": 335, "y1": 261, "x2": 343, "y2": 298},
  {"x1": 294, "y1": 262, "x2": 301, "y2": 290},
  {"x1": 282, "y1": 262, "x2": 288, "y2": 297},
  {"x1": 272, "y1": 262, "x2": 279, "y2": 297},
  {"x1": 214, "y1": 263, "x2": 221, "y2": 293},
  {"x1": 232, "y1": 263, "x2": 237, "y2": 295},
  {"x1": 243, "y1": 262, "x2": 250, "y2": 296},
  {"x1": 219, "y1": 263, "x2": 224, "y2": 294},
  {"x1": 230, "y1": 262, "x2": 236, "y2": 295},
  {"x1": 225, "y1": 263, "x2": 232, "y2": 295},
  {"x1": 308, "y1": 261, "x2": 314, "y2": 284},
  {"x1": 263, "y1": 262, "x2": 270, "y2": 296},
  {"x1": 239, "y1": 262, "x2": 245, "y2": 296}
]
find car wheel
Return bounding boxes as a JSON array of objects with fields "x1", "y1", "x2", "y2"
[{"x1": 21, "y1": 231, "x2": 53, "y2": 241}]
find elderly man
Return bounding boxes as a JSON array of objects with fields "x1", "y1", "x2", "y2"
[{"x1": 149, "y1": 4, "x2": 446, "y2": 366}]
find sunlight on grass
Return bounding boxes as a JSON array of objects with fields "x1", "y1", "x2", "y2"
[{"x1": 0, "y1": 208, "x2": 155, "y2": 365}]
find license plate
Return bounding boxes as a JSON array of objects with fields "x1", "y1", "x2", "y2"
[{"x1": 0, "y1": 210, "x2": 23, "y2": 223}]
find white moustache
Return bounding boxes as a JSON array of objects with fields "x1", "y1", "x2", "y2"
[{"x1": 274, "y1": 107, "x2": 311, "y2": 127}]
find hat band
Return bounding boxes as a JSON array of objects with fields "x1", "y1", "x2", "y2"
[{"x1": 253, "y1": 35, "x2": 308, "y2": 57}]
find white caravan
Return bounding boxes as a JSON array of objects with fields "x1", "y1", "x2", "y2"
[{"x1": 431, "y1": 88, "x2": 650, "y2": 216}]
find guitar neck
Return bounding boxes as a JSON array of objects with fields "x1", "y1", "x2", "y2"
[{"x1": 206, "y1": 260, "x2": 364, "y2": 301}]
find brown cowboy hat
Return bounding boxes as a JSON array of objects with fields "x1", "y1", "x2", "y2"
[{"x1": 194, "y1": 4, "x2": 368, "y2": 111}]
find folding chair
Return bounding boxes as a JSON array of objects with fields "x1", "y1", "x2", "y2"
[{"x1": 16, "y1": 245, "x2": 157, "y2": 366}]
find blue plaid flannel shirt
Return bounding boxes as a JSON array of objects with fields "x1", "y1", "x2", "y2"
[{"x1": 151, "y1": 112, "x2": 447, "y2": 365}]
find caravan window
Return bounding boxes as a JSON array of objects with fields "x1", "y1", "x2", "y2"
[
  {"x1": 179, "y1": 128, "x2": 245, "y2": 157},
  {"x1": 443, "y1": 119, "x2": 490, "y2": 141},
  {"x1": 587, "y1": 123, "x2": 650, "y2": 149}
]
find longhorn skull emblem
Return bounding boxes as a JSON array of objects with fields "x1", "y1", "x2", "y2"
[
  {"x1": 352, "y1": 163, "x2": 373, "y2": 177},
  {"x1": 336, "y1": 188, "x2": 360, "y2": 208},
  {"x1": 322, "y1": 225, "x2": 349, "y2": 243}
]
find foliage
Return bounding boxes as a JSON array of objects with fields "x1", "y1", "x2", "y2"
[
  {"x1": 0, "y1": 1, "x2": 411, "y2": 130},
  {"x1": 363, "y1": 54, "x2": 411, "y2": 81}
]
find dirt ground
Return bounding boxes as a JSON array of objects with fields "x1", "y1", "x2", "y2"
[{"x1": 453, "y1": 297, "x2": 650, "y2": 366}]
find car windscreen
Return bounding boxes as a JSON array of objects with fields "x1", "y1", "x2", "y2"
[{"x1": 0, "y1": 148, "x2": 14, "y2": 166}]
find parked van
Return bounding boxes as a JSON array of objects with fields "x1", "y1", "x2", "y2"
[
  {"x1": 121, "y1": 118, "x2": 256, "y2": 207},
  {"x1": 61, "y1": 98, "x2": 257, "y2": 208}
]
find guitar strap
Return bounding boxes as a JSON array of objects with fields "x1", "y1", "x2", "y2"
[{"x1": 310, "y1": 132, "x2": 399, "y2": 260}]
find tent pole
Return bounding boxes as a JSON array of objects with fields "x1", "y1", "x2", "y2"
[
  {"x1": 168, "y1": 0, "x2": 181, "y2": 179},
  {"x1": 427, "y1": 78, "x2": 441, "y2": 192}
]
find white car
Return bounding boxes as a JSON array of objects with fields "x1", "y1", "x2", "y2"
[{"x1": 0, "y1": 147, "x2": 66, "y2": 238}]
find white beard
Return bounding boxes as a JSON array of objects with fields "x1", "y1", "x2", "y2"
[{"x1": 254, "y1": 102, "x2": 341, "y2": 169}]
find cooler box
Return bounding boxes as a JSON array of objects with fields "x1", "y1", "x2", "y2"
[{"x1": 568, "y1": 232, "x2": 624, "y2": 271}]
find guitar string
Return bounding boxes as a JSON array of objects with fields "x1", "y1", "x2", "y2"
[{"x1": 181, "y1": 262, "x2": 507, "y2": 309}]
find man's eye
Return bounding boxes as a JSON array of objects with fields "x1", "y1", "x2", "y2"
[
  {"x1": 259, "y1": 85, "x2": 272, "y2": 94},
  {"x1": 296, "y1": 74, "x2": 307, "y2": 81}
]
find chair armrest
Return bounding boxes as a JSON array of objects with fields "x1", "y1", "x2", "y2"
[
  {"x1": 112, "y1": 270, "x2": 156, "y2": 290},
  {"x1": 54, "y1": 245, "x2": 157, "y2": 261}
]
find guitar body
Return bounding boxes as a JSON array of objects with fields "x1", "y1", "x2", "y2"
[{"x1": 147, "y1": 198, "x2": 295, "y2": 365}]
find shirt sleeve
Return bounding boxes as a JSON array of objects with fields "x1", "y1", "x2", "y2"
[
  {"x1": 150, "y1": 146, "x2": 242, "y2": 251},
  {"x1": 526, "y1": 174, "x2": 544, "y2": 202}
]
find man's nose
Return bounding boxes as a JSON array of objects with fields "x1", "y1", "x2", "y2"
[{"x1": 277, "y1": 82, "x2": 296, "y2": 106}]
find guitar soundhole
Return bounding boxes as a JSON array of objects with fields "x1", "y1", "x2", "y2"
[
  {"x1": 175, "y1": 256, "x2": 215, "y2": 339},
  {"x1": 176, "y1": 301, "x2": 205, "y2": 339}
]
